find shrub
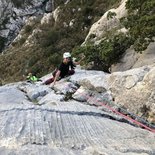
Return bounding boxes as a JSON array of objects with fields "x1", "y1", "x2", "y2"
[
  {"x1": 48, "y1": 53, "x2": 61, "y2": 66},
  {"x1": 11, "y1": 0, "x2": 32, "y2": 8},
  {"x1": 0, "y1": 36, "x2": 6, "y2": 52},
  {"x1": 121, "y1": 0, "x2": 155, "y2": 52},
  {"x1": 11, "y1": 0, "x2": 23, "y2": 8},
  {"x1": 24, "y1": 25, "x2": 33, "y2": 34},
  {"x1": 107, "y1": 11, "x2": 117, "y2": 20},
  {"x1": 0, "y1": 0, "x2": 122, "y2": 83},
  {"x1": 40, "y1": 29, "x2": 61, "y2": 47},
  {"x1": 31, "y1": 64, "x2": 42, "y2": 76},
  {"x1": 43, "y1": 45, "x2": 58, "y2": 57},
  {"x1": 28, "y1": 55, "x2": 38, "y2": 67},
  {"x1": 73, "y1": 33, "x2": 133, "y2": 72},
  {"x1": 18, "y1": 37, "x2": 26, "y2": 45}
]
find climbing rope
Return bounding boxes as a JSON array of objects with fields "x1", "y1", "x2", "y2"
[{"x1": 78, "y1": 92, "x2": 155, "y2": 133}]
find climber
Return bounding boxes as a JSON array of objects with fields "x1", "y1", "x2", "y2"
[
  {"x1": 44, "y1": 52, "x2": 85, "y2": 86},
  {"x1": 26, "y1": 73, "x2": 41, "y2": 83}
]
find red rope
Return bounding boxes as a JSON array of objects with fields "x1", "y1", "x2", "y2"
[
  {"x1": 79, "y1": 92, "x2": 155, "y2": 133},
  {"x1": 98, "y1": 101, "x2": 155, "y2": 133}
]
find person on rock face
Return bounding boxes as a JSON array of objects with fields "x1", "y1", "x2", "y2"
[
  {"x1": 26, "y1": 72, "x2": 41, "y2": 83},
  {"x1": 44, "y1": 52, "x2": 85, "y2": 86}
]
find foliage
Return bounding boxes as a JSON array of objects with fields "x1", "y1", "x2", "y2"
[
  {"x1": 48, "y1": 53, "x2": 61, "y2": 66},
  {"x1": 39, "y1": 28, "x2": 62, "y2": 47},
  {"x1": 11, "y1": 0, "x2": 32, "y2": 8},
  {"x1": 0, "y1": 36, "x2": 6, "y2": 52},
  {"x1": 107, "y1": 11, "x2": 117, "y2": 20},
  {"x1": 73, "y1": 33, "x2": 133, "y2": 72},
  {"x1": 121, "y1": 0, "x2": 155, "y2": 51},
  {"x1": 0, "y1": 0, "x2": 122, "y2": 83},
  {"x1": 24, "y1": 25, "x2": 33, "y2": 34},
  {"x1": 11, "y1": 0, "x2": 22, "y2": 8},
  {"x1": 18, "y1": 37, "x2": 26, "y2": 45}
]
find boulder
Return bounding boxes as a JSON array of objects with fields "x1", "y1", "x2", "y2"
[{"x1": 107, "y1": 65, "x2": 155, "y2": 123}]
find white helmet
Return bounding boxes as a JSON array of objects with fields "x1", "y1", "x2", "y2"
[{"x1": 63, "y1": 52, "x2": 71, "y2": 58}]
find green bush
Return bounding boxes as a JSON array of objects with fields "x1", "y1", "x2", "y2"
[
  {"x1": 48, "y1": 53, "x2": 61, "y2": 66},
  {"x1": 40, "y1": 29, "x2": 61, "y2": 47},
  {"x1": 24, "y1": 25, "x2": 33, "y2": 34},
  {"x1": 11, "y1": 0, "x2": 23, "y2": 7},
  {"x1": 121, "y1": 0, "x2": 155, "y2": 52},
  {"x1": 18, "y1": 37, "x2": 26, "y2": 45},
  {"x1": 73, "y1": 33, "x2": 133, "y2": 72},
  {"x1": 0, "y1": 36, "x2": 6, "y2": 52},
  {"x1": 11, "y1": 0, "x2": 32, "y2": 8},
  {"x1": 43, "y1": 45, "x2": 58, "y2": 57},
  {"x1": 31, "y1": 64, "x2": 42, "y2": 76},
  {"x1": 107, "y1": 11, "x2": 117, "y2": 20},
  {"x1": 83, "y1": 6, "x2": 93, "y2": 16},
  {"x1": 28, "y1": 55, "x2": 38, "y2": 67},
  {"x1": 0, "y1": 0, "x2": 123, "y2": 83}
]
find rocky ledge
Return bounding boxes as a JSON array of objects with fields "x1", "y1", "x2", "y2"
[{"x1": 0, "y1": 67, "x2": 155, "y2": 154}]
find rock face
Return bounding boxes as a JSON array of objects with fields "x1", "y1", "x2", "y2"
[
  {"x1": 70, "y1": 67, "x2": 155, "y2": 124},
  {"x1": 40, "y1": 6, "x2": 60, "y2": 25},
  {"x1": 81, "y1": 0, "x2": 155, "y2": 74},
  {"x1": 111, "y1": 42, "x2": 155, "y2": 72},
  {"x1": 83, "y1": 0, "x2": 128, "y2": 44},
  {"x1": 0, "y1": 68, "x2": 155, "y2": 154},
  {"x1": 107, "y1": 66, "x2": 155, "y2": 120},
  {"x1": 0, "y1": 0, "x2": 65, "y2": 50}
]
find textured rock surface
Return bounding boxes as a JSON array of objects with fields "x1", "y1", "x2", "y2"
[
  {"x1": 0, "y1": 0, "x2": 43, "y2": 47},
  {"x1": 81, "y1": 0, "x2": 155, "y2": 73},
  {"x1": 107, "y1": 66, "x2": 155, "y2": 123},
  {"x1": 0, "y1": 68, "x2": 155, "y2": 154},
  {"x1": 0, "y1": 0, "x2": 67, "y2": 49},
  {"x1": 41, "y1": 6, "x2": 60, "y2": 25},
  {"x1": 70, "y1": 67, "x2": 155, "y2": 123},
  {"x1": 111, "y1": 43, "x2": 155, "y2": 72},
  {"x1": 83, "y1": 0, "x2": 127, "y2": 44}
]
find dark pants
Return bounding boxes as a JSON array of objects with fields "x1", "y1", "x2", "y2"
[{"x1": 44, "y1": 69, "x2": 75, "y2": 85}]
